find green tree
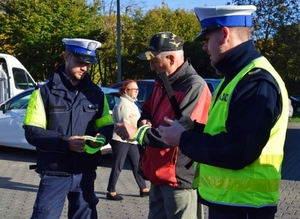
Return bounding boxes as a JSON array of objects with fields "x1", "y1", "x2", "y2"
[
  {"x1": 115, "y1": 4, "x2": 208, "y2": 83},
  {"x1": 0, "y1": 0, "x2": 104, "y2": 81},
  {"x1": 232, "y1": 0, "x2": 300, "y2": 42},
  {"x1": 232, "y1": 0, "x2": 300, "y2": 94},
  {"x1": 272, "y1": 23, "x2": 300, "y2": 94}
]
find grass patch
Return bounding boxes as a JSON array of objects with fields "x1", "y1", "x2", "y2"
[{"x1": 290, "y1": 111, "x2": 300, "y2": 122}]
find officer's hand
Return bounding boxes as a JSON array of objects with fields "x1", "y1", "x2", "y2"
[
  {"x1": 139, "y1": 119, "x2": 152, "y2": 127},
  {"x1": 89, "y1": 133, "x2": 106, "y2": 148},
  {"x1": 68, "y1": 136, "x2": 86, "y2": 153},
  {"x1": 158, "y1": 117, "x2": 185, "y2": 146},
  {"x1": 178, "y1": 116, "x2": 194, "y2": 130}
]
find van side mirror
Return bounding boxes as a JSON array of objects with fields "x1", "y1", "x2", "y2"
[{"x1": 0, "y1": 104, "x2": 7, "y2": 114}]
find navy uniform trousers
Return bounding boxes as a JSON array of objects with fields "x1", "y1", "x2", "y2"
[{"x1": 31, "y1": 170, "x2": 98, "y2": 219}]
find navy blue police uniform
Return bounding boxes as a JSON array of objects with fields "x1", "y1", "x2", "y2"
[{"x1": 23, "y1": 38, "x2": 114, "y2": 219}]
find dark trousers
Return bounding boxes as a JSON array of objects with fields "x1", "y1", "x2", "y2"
[
  {"x1": 31, "y1": 170, "x2": 98, "y2": 219},
  {"x1": 208, "y1": 204, "x2": 277, "y2": 219},
  {"x1": 107, "y1": 140, "x2": 147, "y2": 192},
  {"x1": 80, "y1": 170, "x2": 98, "y2": 219}
]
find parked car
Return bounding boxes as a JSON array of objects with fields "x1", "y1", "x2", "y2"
[
  {"x1": 0, "y1": 86, "x2": 119, "y2": 154},
  {"x1": 290, "y1": 96, "x2": 300, "y2": 113}
]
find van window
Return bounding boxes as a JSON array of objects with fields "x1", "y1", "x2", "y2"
[
  {"x1": 12, "y1": 68, "x2": 35, "y2": 89},
  {"x1": 8, "y1": 89, "x2": 33, "y2": 110}
]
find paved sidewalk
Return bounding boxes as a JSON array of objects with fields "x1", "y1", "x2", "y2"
[{"x1": 0, "y1": 123, "x2": 299, "y2": 218}]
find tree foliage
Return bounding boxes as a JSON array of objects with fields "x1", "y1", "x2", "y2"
[
  {"x1": 0, "y1": 0, "x2": 104, "y2": 81},
  {"x1": 117, "y1": 4, "x2": 206, "y2": 82},
  {"x1": 232, "y1": 0, "x2": 300, "y2": 40},
  {"x1": 232, "y1": 0, "x2": 300, "y2": 94},
  {"x1": 271, "y1": 23, "x2": 300, "y2": 94}
]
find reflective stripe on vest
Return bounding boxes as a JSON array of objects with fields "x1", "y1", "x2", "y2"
[{"x1": 194, "y1": 57, "x2": 289, "y2": 207}]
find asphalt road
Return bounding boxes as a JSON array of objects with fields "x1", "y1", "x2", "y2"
[{"x1": 0, "y1": 123, "x2": 300, "y2": 219}]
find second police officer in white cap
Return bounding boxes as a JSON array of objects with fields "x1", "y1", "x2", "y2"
[
  {"x1": 158, "y1": 5, "x2": 289, "y2": 219},
  {"x1": 23, "y1": 38, "x2": 114, "y2": 219}
]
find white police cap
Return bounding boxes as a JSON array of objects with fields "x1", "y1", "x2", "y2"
[
  {"x1": 194, "y1": 5, "x2": 256, "y2": 41},
  {"x1": 62, "y1": 38, "x2": 102, "y2": 63}
]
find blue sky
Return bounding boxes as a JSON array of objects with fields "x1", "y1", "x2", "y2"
[{"x1": 145, "y1": 0, "x2": 230, "y2": 11}]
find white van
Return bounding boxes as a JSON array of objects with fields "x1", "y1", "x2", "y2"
[{"x1": 0, "y1": 53, "x2": 36, "y2": 103}]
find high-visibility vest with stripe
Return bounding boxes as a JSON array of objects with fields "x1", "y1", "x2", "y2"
[{"x1": 194, "y1": 57, "x2": 289, "y2": 207}]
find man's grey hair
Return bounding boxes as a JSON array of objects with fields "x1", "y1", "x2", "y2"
[{"x1": 159, "y1": 50, "x2": 184, "y2": 59}]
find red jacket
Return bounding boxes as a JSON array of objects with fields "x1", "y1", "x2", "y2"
[{"x1": 139, "y1": 61, "x2": 211, "y2": 188}]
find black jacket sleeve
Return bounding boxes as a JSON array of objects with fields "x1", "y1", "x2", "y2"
[{"x1": 24, "y1": 125, "x2": 70, "y2": 152}]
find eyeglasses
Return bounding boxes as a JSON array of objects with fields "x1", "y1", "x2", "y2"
[{"x1": 126, "y1": 88, "x2": 139, "y2": 92}]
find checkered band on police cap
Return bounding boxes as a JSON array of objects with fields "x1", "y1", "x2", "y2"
[{"x1": 137, "y1": 32, "x2": 184, "y2": 60}]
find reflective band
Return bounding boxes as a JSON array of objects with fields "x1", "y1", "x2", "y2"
[
  {"x1": 134, "y1": 125, "x2": 151, "y2": 145},
  {"x1": 23, "y1": 89, "x2": 47, "y2": 128},
  {"x1": 84, "y1": 145, "x2": 101, "y2": 154},
  {"x1": 95, "y1": 114, "x2": 113, "y2": 129},
  {"x1": 95, "y1": 96, "x2": 113, "y2": 129},
  {"x1": 83, "y1": 135, "x2": 106, "y2": 154},
  {"x1": 83, "y1": 135, "x2": 106, "y2": 144},
  {"x1": 200, "y1": 175, "x2": 280, "y2": 193}
]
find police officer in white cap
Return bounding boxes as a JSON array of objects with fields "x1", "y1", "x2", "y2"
[
  {"x1": 157, "y1": 5, "x2": 289, "y2": 219},
  {"x1": 23, "y1": 38, "x2": 114, "y2": 219}
]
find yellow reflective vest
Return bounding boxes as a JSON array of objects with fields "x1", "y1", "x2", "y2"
[{"x1": 194, "y1": 57, "x2": 289, "y2": 207}]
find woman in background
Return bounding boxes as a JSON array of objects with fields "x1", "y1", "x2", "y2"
[{"x1": 106, "y1": 79, "x2": 149, "y2": 201}]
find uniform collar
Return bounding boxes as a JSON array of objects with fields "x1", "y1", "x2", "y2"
[{"x1": 215, "y1": 40, "x2": 262, "y2": 78}]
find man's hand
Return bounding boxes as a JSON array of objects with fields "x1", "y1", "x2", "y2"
[
  {"x1": 158, "y1": 117, "x2": 185, "y2": 146},
  {"x1": 68, "y1": 136, "x2": 85, "y2": 153},
  {"x1": 115, "y1": 122, "x2": 137, "y2": 141}
]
